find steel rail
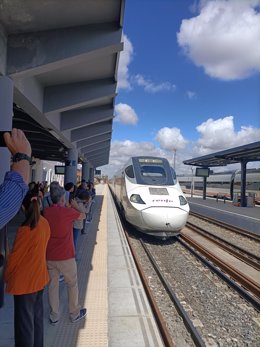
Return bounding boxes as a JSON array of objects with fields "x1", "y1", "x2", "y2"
[
  {"x1": 109, "y1": 186, "x2": 175, "y2": 347},
  {"x1": 189, "y1": 211, "x2": 260, "y2": 242},
  {"x1": 179, "y1": 233, "x2": 260, "y2": 303},
  {"x1": 125, "y1": 233, "x2": 175, "y2": 347},
  {"x1": 177, "y1": 236, "x2": 260, "y2": 311},
  {"x1": 140, "y1": 240, "x2": 206, "y2": 347},
  {"x1": 186, "y1": 222, "x2": 260, "y2": 270}
]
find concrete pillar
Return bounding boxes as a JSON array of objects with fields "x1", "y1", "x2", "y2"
[
  {"x1": 32, "y1": 158, "x2": 44, "y2": 183},
  {"x1": 89, "y1": 167, "x2": 94, "y2": 183},
  {"x1": 240, "y1": 161, "x2": 247, "y2": 207},
  {"x1": 65, "y1": 148, "x2": 78, "y2": 184},
  {"x1": 0, "y1": 77, "x2": 13, "y2": 183},
  {"x1": 82, "y1": 161, "x2": 89, "y2": 182}
]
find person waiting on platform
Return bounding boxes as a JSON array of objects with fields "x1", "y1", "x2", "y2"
[
  {"x1": 4, "y1": 185, "x2": 51, "y2": 347},
  {"x1": 87, "y1": 182, "x2": 96, "y2": 201},
  {"x1": 0, "y1": 128, "x2": 31, "y2": 229},
  {"x1": 64, "y1": 182, "x2": 75, "y2": 207},
  {"x1": 42, "y1": 181, "x2": 60, "y2": 210},
  {"x1": 75, "y1": 179, "x2": 87, "y2": 197},
  {"x1": 43, "y1": 186, "x2": 87, "y2": 324},
  {"x1": 73, "y1": 190, "x2": 90, "y2": 251},
  {"x1": 85, "y1": 182, "x2": 96, "y2": 223}
]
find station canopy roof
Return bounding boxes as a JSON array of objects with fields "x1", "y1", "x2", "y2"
[
  {"x1": 0, "y1": 0, "x2": 125, "y2": 166},
  {"x1": 183, "y1": 141, "x2": 260, "y2": 167}
]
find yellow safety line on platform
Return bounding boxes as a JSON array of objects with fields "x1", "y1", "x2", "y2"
[{"x1": 78, "y1": 184, "x2": 108, "y2": 346}]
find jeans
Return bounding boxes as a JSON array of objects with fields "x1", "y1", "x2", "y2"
[
  {"x1": 14, "y1": 290, "x2": 44, "y2": 347},
  {"x1": 73, "y1": 228, "x2": 81, "y2": 252}
]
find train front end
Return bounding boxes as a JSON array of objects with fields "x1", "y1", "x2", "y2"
[{"x1": 124, "y1": 157, "x2": 190, "y2": 237}]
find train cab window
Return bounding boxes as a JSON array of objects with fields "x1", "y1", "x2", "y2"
[
  {"x1": 125, "y1": 165, "x2": 135, "y2": 178},
  {"x1": 140, "y1": 165, "x2": 166, "y2": 177}
]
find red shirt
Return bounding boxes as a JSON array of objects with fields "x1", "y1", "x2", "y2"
[{"x1": 44, "y1": 204, "x2": 80, "y2": 260}]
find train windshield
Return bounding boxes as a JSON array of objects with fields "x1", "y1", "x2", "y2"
[{"x1": 133, "y1": 157, "x2": 175, "y2": 185}]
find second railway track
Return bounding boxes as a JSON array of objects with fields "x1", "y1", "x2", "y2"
[{"x1": 128, "y1": 233, "x2": 260, "y2": 347}]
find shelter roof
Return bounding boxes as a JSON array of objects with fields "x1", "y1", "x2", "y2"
[
  {"x1": 183, "y1": 142, "x2": 260, "y2": 167},
  {"x1": 0, "y1": 0, "x2": 124, "y2": 167}
]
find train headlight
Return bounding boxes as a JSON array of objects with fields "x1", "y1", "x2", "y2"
[
  {"x1": 130, "y1": 194, "x2": 146, "y2": 204},
  {"x1": 179, "y1": 195, "x2": 188, "y2": 205}
]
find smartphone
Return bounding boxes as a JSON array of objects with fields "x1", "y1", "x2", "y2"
[{"x1": 0, "y1": 131, "x2": 10, "y2": 147}]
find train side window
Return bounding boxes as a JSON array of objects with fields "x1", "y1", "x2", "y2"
[{"x1": 125, "y1": 165, "x2": 135, "y2": 178}]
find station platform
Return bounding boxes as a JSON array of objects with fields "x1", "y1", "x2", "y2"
[
  {"x1": 186, "y1": 195, "x2": 260, "y2": 234},
  {"x1": 0, "y1": 185, "x2": 164, "y2": 347}
]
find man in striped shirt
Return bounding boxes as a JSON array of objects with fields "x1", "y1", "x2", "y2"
[{"x1": 0, "y1": 129, "x2": 31, "y2": 229}]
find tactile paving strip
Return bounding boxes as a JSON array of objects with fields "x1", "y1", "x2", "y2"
[{"x1": 51, "y1": 185, "x2": 108, "y2": 347}]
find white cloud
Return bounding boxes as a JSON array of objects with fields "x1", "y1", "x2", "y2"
[
  {"x1": 117, "y1": 35, "x2": 177, "y2": 93},
  {"x1": 187, "y1": 90, "x2": 197, "y2": 99},
  {"x1": 134, "y1": 74, "x2": 176, "y2": 93},
  {"x1": 177, "y1": 0, "x2": 260, "y2": 80},
  {"x1": 194, "y1": 115, "x2": 260, "y2": 155},
  {"x1": 99, "y1": 116, "x2": 260, "y2": 178},
  {"x1": 99, "y1": 139, "x2": 193, "y2": 178},
  {"x1": 117, "y1": 34, "x2": 133, "y2": 90},
  {"x1": 114, "y1": 103, "x2": 138, "y2": 125},
  {"x1": 155, "y1": 127, "x2": 188, "y2": 151},
  {"x1": 100, "y1": 140, "x2": 167, "y2": 177}
]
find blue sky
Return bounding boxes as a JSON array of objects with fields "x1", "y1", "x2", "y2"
[{"x1": 101, "y1": 0, "x2": 260, "y2": 177}]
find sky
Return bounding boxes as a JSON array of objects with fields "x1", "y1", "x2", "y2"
[{"x1": 100, "y1": 0, "x2": 260, "y2": 177}]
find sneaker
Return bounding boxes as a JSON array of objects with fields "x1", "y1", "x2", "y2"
[
  {"x1": 49, "y1": 318, "x2": 59, "y2": 325},
  {"x1": 71, "y1": 308, "x2": 87, "y2": 323}
]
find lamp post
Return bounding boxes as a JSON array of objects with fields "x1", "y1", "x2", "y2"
[
  {"x1": 191, "y1": 166, "x2": 194, "y2": 197},
  {"x1": 173, "y1": 148, "x2": 176, "y2": 169}
]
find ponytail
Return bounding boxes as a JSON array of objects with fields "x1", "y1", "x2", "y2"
[{"x1": 21, "y1": 186, "x2": 41, "y2": 229}]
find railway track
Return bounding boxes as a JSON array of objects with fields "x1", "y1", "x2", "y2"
[
  {"x1": 110, "y1": 189, "x2": 260, "y2": 346},
  {"x1": 179, "y1": 228, "x2": 260, "y2": 309},
  {"x1": 183, "y1": 214, "x2": 260, "y2": 306},
  {"x1": 186, "y1": 221, "x2": 260, "y2": 269},
  {"x1": 127, "y1": 233, "x2": 260, "y2": 346},
  {"x1": 189, "y1": 211, "x2": 260, "y2": 242}
]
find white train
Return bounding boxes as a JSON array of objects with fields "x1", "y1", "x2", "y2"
[
  {"x1": 178, "y1": 168, "x2": 260, "y2": 203},
  {"x1": 109, "y1": 156, "x2": 190, "y2": 237}
]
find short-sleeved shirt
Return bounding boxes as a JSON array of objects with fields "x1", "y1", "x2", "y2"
[
  {"x1": 5, "y1": 216, "x2": 51, "y2": 295},
  {"x1": 44, "y1": 204, "x2": 80, "y2": 260},
  {"x1": 73, "y1": 199, "x2": 86, "y2": 230}
]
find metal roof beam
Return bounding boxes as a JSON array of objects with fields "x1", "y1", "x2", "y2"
[
  {"x1": 85, "y1": 152, "x2": 109, "y2": 162},
  {"x1": 87, "y1": 155, "x2": 109, "y2": 167},
  {"x1": 83, "y1": 148, "x2": 110, "y2": 158},
  {"x1": 71, "y1": 120, "x2": 112, "y2": 142},
  {"x1": 76, "y1": 133, "x2": 111, "y2": 149},
  {"x1": 7, "y1": 24, "x2": 123, "y2": 78},
  {"x1": 61, "y1": 105, "x2": 114, "y2": 131},
  {"x1": 183, "y1": 141, "x2": 260, "y2": 167},
  {"x1": 80, "y1": 140, "x2": 111, "y2": 154},
  {"x1": 43, "y1": 79, "x2": 116, "y2": 114}
]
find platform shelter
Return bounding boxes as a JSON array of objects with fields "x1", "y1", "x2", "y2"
[{"x1": 183, "y1": 141, "x2": 260, "y2": 207}]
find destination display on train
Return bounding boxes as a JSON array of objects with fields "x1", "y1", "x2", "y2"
[{"x1": 138, "y1": 158, "x2": 163, "y2": 163}]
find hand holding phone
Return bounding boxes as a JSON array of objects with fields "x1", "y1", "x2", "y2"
[
  {"x1": 2, "y1": 129, "x2": 31, "y2": 156},
  {"x1": 0, "y1": 131, "x2": 9, "y2": 147}
]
